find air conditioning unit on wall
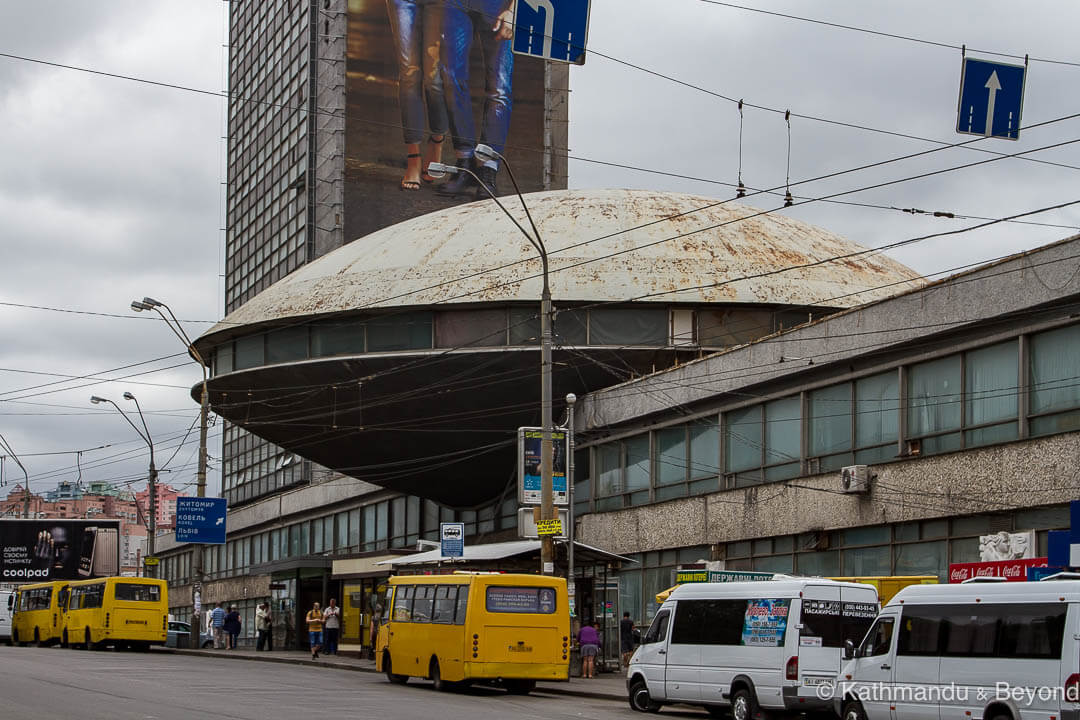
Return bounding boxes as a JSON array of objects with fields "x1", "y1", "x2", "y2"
[{"x1": 840, "y1": 465, "x2": 870, "y2": 494}]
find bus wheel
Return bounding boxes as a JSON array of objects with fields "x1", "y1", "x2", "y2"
[
  {"x1": 430, "y1": 659, "x2": 453, "y2": 692},
  {"x1": 505, "y1": 679, "x2": 536, "y2": 695},
  {"x1": 629, "y1": 678, "x2": 662, "y2": 713},
  {"x1": 384, "y1": 654, "x2": 408, "y2": 685}
]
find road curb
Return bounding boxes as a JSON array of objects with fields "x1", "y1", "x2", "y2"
[{"x1": 165, "y1": 648, "x2": 625, "y2": 701}]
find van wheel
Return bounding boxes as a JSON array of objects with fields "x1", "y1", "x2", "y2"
[
  {"x1": 505, "y1": 679, "x2": 536, "y2": 695},
  {"x1": 629, "y1": 678, "x2": 662, "y2": 713},
  {"x1": 384, "y1": 654, "x2": 408, "y2": 685},
  {"x1": 732, "y1": 688, "x2": 757, "y2": 720},
  {"x1": 843, "y1": 700, "x2": 868, "y2": 720},
  {"x1": 990, "y1": 714, "x2": 1013, "y2": 720}
]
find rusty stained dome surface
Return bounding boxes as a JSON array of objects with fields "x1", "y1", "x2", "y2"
[{"x1": 205, "y1": 189, "x2": 924, "y2": 335}]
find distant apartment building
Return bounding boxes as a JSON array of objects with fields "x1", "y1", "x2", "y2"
[{"x1": 134, "y1": 483, "x2": 180, "y2": 530}]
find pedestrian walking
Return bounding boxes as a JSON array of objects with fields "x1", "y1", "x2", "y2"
[
  {"x1": 256, "y1": 602, "x2": 273, "y2": 651},
  {"x1": 578, "y1": 619, "x2": 601, "y2": 678},
  {"x1": 306, "y1": 601, "x2": 324, "y2": 659},
  {"x1": 620, "y1": 611, "x2": 637, "y2": 669},
  {"x1": 322, "y1": 598, "x2": 341, "y2": 655},
  {"x1": 224, "y1": 605, "x2": 241, "y2": 649},
  {"x1": 210, "y1": 602, "x2": 226, "y2": 649}
]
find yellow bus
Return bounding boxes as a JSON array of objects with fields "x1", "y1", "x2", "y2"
[
  {"x1": 11, "y1": 580, "x2": 69, "y2": 646},
  {"x1": 376, "y1": 573, "x2": 569, "y2": 694},
  {"x1": 64, "y1": 577, "x2": 168, "y2": 650},
  {"x1": 828, "y1": 575, "x2": 938, "y2": 604}
]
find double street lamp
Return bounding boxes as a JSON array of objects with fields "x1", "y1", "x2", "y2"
[
  {"x1": 428, "y1": 144, "x2": 557, "y2": 576},
  {"x1": 130, "y1": 297, "x2": 209, "y2": 647},
  {"x1": 90, "y1": 392, "x2": 157, "y2": 575}
]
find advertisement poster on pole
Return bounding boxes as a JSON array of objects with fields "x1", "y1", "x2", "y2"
[{"x1": 517, "y1": 427, "x2": 569, "y2": 505}]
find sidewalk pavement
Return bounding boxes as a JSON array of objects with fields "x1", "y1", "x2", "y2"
[{"x1": 165, "y1": 646, "x2": 628, "y2": 702}]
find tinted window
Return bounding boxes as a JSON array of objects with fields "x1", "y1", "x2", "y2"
[
  {"x1": 114, "y1": 583, "x2": 160, "y2": 602},
  {"x1": 802, "y1": 600, "x2": 879, "y2": 648},
  {"x1": 898, "y1": 604, "x2": 1066, "y2": 659},
  {"x1": 644, "y1": 610, "x2": 670, "y2": 644},
  {"x1": 859, "y1": 617, "x2": 894, "y2": 657},
  {"x1": 455, "y1": 586, "x2": 469, "y2": 625},
  {"x1": 671, "y1": 598, "x2": 790, "y2": 647}
]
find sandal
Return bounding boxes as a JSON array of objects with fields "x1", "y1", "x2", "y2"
[
  {"x1": 400, "y1": 153, "x2": 421, "y2": 191},
  {"x1": 422, "y1": 135, "x2": 445, "y2": 184}
]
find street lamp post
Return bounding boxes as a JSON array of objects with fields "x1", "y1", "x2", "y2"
[
  {"x1": 428, "y1": 152, "x2": 555, "y2": 575},
  {"x1": 90, "y1": 393, "x2": 157, "y2": 576},
  {"x1": 131, "y1": 297, "x2": 209, "y2": 647}
]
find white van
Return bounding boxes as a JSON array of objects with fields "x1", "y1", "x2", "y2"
[
  {"x1": 1, "y1": 589, "x2": 13, "y2": 644},
  {"x1": 837, "y1": 580, "x2": 1080, "y2": 720},
  {"x1": 627, "y1": 579, "x2": 879, "y2": 717}
]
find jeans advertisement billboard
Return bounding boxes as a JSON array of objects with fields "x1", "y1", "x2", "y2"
[
  {"x1": 1, "y1": 519, "x2": 121, "y2": 581},
  {"x1": 345, "y1": 0, "x2": 563, "y2": 241}
]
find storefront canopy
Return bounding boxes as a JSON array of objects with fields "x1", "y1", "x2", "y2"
[{"x1": 376, "y1": 539, "x2": 633, "y2": 568}]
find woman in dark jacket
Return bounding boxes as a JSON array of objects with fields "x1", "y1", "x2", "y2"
[{"x1": 223, "y1": 606, "x2": 242, "y2": 649}]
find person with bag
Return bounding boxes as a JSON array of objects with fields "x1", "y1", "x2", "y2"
[{"x1": 255, "y1": 602, "x2": 273, "y2": 651}]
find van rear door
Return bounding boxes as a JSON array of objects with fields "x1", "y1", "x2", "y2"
[{"x1": 799, "y1": 586, "x2": 879, "y2": 702}]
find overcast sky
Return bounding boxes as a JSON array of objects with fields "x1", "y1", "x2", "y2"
[{"x1": 1, "y1": 1, "x2": 1078, "y2": 502}]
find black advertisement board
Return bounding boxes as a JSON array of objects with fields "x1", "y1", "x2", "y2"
[{"x1": 1, "y1": 519, "x2": 121, "y2": 581}]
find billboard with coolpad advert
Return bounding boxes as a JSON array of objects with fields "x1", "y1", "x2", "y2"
[{"x1": 0, "y1": 519, "x2": 120, "y2": 581}]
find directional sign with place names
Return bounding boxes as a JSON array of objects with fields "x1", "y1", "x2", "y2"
[
  {"x1": 956, "y1": 57, "x2": 1026, "y2": 140},
  {"x1": 175, "y1": 496, "x2": 228, "y2": 545},
  {"x1": 512, "y1": 0, "x2": 590, "y2": 64}
]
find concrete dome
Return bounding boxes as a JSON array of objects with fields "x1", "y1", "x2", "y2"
[{"x1": 207, "y1": 189, "x2": 922, "y2": 333}]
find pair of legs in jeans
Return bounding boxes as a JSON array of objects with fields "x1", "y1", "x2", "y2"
[
  {"x1": 386, "y1": 0, "x2": 448, "y2": 190},
  {"x1": 387, "y1": 0, "x2": 514, "y2": 196}
]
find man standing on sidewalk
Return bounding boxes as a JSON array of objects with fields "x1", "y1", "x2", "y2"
[
  {"x1": 210, "y1": 602, "x2": 226, "y2": 649},
  {"x1": 323, "y1": 598, "x2": 341, "y2": 655}
]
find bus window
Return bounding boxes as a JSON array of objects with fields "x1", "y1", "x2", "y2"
[
  {"x1": 393, "y1": 585, "x2": 414, "y2": 622},
  {"x1": 433, "y1": 586, "x2": 456, "y2": 624},
  {"x1": 455, "y1": 586, "x2": 468, "y2": 624},
  {"x1": 413, "y1": 586, "x2": 434, "y2": 623},
  {"x1": 485, "y1": 586, "x2": 558, "y2": 614},
  {"x1": 115, "y1": 583, "x2": 161, "y2": 602}
]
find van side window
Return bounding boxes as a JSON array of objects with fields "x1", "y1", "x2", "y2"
[
  {"x1": 673, "y1": 599, "x2": 747, "y2": 645},
  {"x1": 644, "y1": 609, "x2": 670, "y2": 644},
  {"x1": 899, "y1": 604, "x2": 1066, "y2": 660},
  {"x1": 859, "y1": 617, "x2": 894, "y2": 657}
]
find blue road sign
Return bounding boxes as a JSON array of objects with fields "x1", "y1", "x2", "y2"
[
  {"x1": 512, "y1": 0, "x2": 590, "y2": 65},
  {"x1": 175, "y1": 496, "x2": 228, "y2": 545},
  {"x1": 956, "y1": 57, "x2": 1026, "y2": 140},
  {"x1": 441, "y1": 522, "x2": 464, "y2": 558}
]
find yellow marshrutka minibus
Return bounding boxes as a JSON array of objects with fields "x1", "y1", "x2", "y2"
[
  {"x1": 11, "y1": 580, "x2": 68, "y2": 646},
  {"x1": 376, "y1": 572, "x2": 569, "y2": 694},
  {"x1": 64, "y1": 577, "x2": 168, "y2": 650}
]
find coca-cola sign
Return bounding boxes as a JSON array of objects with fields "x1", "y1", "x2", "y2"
[{"x1": 948, "y1": 557, "x2": 1049, "y2": 583}]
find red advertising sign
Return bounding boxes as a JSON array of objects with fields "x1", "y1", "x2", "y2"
[{"x1": 948, "y1": 557, "x2": 1049, "y2": 583}]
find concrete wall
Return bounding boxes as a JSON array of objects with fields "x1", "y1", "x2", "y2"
[{"x1": 575, "y1": 432, "x2": 1080, "y2": 555}]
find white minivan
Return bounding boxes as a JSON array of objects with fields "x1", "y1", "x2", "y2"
[
  {"x1": 1, "y1": 589, "x2": 13, "y2": 645},
  {"x1": 837, "y1": 580, "x2": 1080, "y2": 720},
  {"x1": 627, "y1": 578, "x2": 879, "y2": 717}
]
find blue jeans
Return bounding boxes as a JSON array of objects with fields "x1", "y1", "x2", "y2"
[
  {"x1": 386, "y1": 0, "x2": 448, "y2": 144},
  {"x1": 441, "y1": 0, "x2": 514, "y2": 163}
]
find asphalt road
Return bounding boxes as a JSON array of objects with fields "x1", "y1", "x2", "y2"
[{"x1": 0, "y1": 646, "x2": 711, "y2": 720}]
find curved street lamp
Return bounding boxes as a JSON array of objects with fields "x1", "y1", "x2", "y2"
[
  {"x1": 427, "y1": 153, "x2": 556, "y2": 577},
  {"x1": 90, "y1": 393, "x2": 157, "y2": 575}
]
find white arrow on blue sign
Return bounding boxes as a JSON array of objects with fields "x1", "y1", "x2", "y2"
[
  {"x1": 956, "y1": 57, "x2": 1026, "y2": 140},
  {"x1": 512, "y1": 0, "x2": 590, "y2": 65}
]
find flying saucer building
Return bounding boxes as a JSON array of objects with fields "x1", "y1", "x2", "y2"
[{"x1": 193, "y1": 189, "x2": 923, "y2": 509}]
